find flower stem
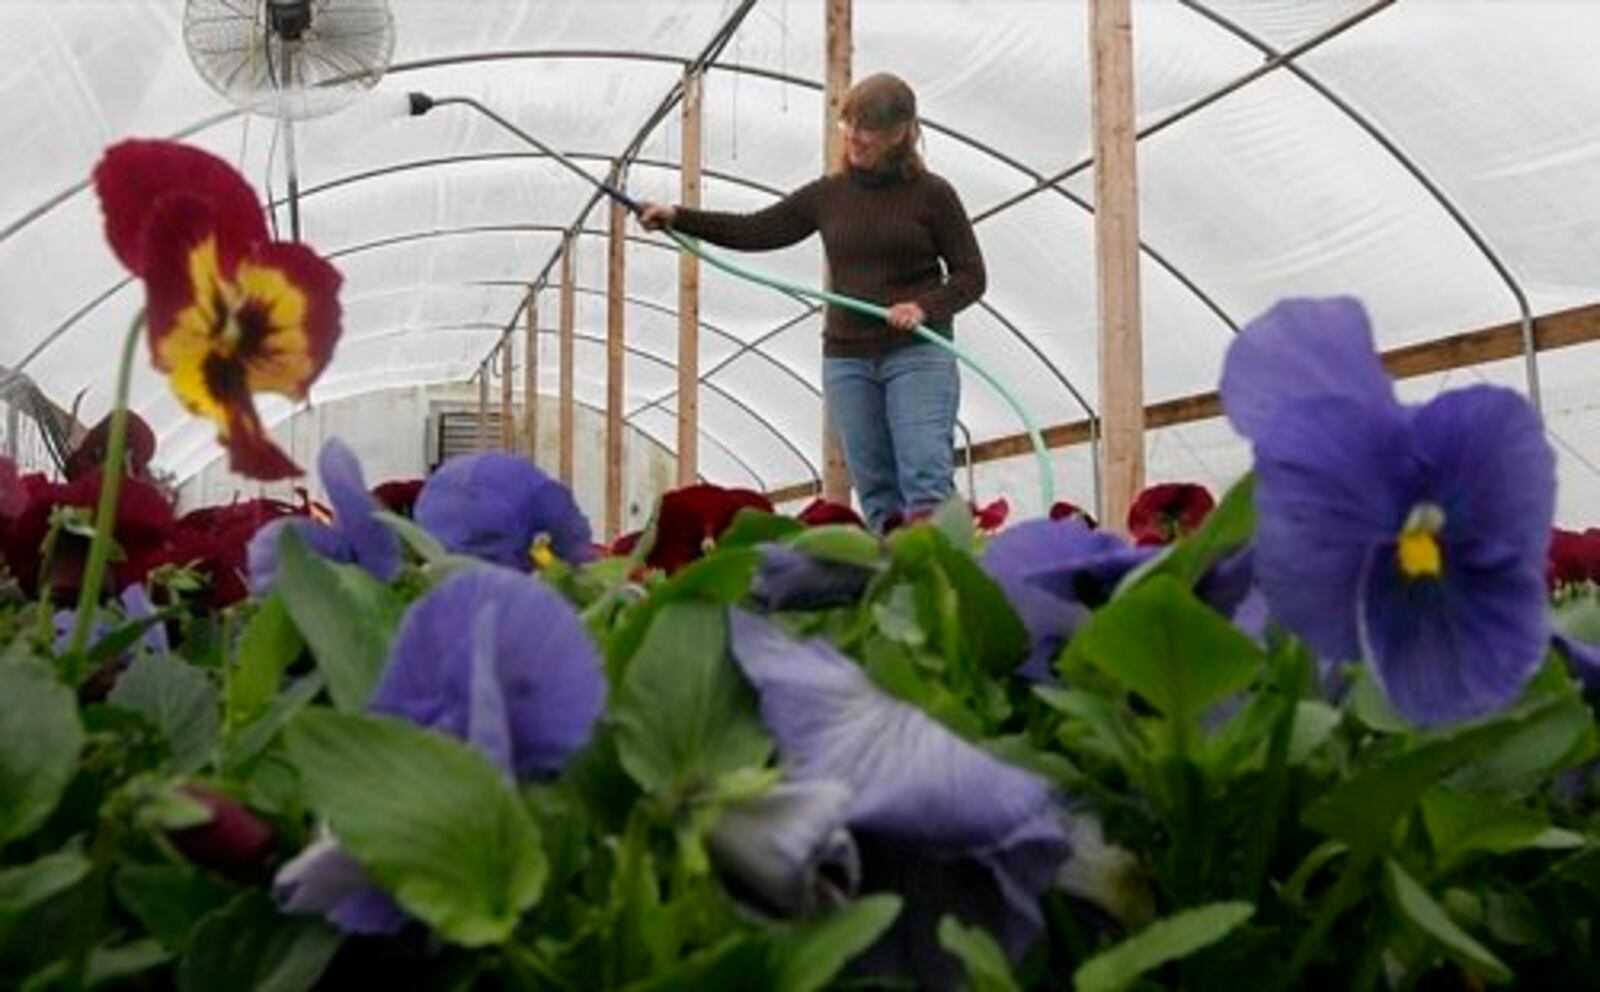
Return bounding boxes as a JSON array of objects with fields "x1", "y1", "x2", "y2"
[
  {"x1": 65, "y1": 309, "x2": 144, "y2": 669},
  {"x1": 1281, "y1": 848, "x2": 1376, "y2": 989}
]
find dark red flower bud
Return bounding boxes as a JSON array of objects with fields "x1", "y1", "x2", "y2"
[
  {"x1": 972, "y1": 498, "x2": 1010, "y2": 533},
  {"x1": 63, "y1": 412, "x2": 157, "y2": 481},
  {"x1": 796, "y1": 499, "x2": 865, "y2": 529},
  {"x1": 371, "y1": 478, "x2": 425, "y2": 518},
  {"x1": 1048, "y1": 500, "x2": 1097, "y2": 528},
  {"x1": 167, "y1": 786, "x2": 274, "y2": 882}
]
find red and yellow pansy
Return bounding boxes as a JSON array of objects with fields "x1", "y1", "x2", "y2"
[{"x1": 92, "y1": 140, "x2": 342, "y2": 480}]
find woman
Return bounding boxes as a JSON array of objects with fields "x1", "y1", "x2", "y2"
[{"x1": 638, "y1": 72, "x2": 986, "y2": 532}]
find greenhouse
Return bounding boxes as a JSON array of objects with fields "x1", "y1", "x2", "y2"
[{"x1": 1, "y1": 0, "x2": 1597, "y2": 989}]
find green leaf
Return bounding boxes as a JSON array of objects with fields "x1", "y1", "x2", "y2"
[
  {"x1": 933, "y1": 544, "x2": 1029, "y2": 677},
  {"x1": 108, "y1": 654, "x2": 219, "y2": 774},
  {"x1": 1384, "y1": 860, "x2": 1512, "y2": 984},
  {"x1": 178, "y1": 891, "x2": 342, "y2": 992},
  {"x1": 86, "y1": 939, "x2": 169, "y2": 988},
  {"x1": 1074, "y1": 901, "x2": 1255, "y2": 992},
  {"x1": 1287, "y1": 701, "x2": 1343, "y2": 766},
  {"x1": 1073, "y1": 576, "x2": 1261, "y2": 728},
  {"x1": 716, "y1": 509, "x2": 805, "y2": 549},
  {"x1": 222, "y1": 673, "x2": 324, "y2": 773},
  {"x1": 622, "y1": 935, "x2": 765, "y2": 991},
  {"x1": 937, "y1": 917, "x2": 1019, "y2": 992},
  {"x1": 227, "y1": 597, "x2": 303, "y2": 732},
  {"x1": 0, "y1": 846, "x2": 90, "y2": 916},
  {"x1": 285, "y1": 710, "x2": 546, "y2": 946},
  {"x1": 1419, "y1": 788, "x2": 1585, "y2": 865},
  {"x1": 114, "y1": 863, "x2": 238, "y2": 953},
  {"x1": 614, "y1": 601, "x2": 771, "y2": 794},
  {"x1": 1302, "y1": 702, "x2": 1553, "y2": 851},
  {"x1": 1034, "y1": 686, "x2": 1142, "y2": 774},
  {"x1": 274, "y1": 526, "x2": 404, "y2": 711},
  {"x1": 928, "y1": 496, "x2": 977, "y2": 552},
  {"x1": 788, "y1": 524, "x2": 882, "y2": 567},
  {"x1": 871, "y1": 583, "x2": 928, "y2": 648},
  {"x1": 767, "y1": 895, "x2": 901, "y2": 992},
  {"x1": 1446, "y1": 690, "x2": 1596, "y2": 795},
  {"x1": 0, "y1": 659, "x2": 85, "y2": 843},
  {"x1": 374, "y1": 509, "x2": 449, "y2": 562},
  {"x1": 606, "y1": 547, "x2": 760, "y2": 682}
]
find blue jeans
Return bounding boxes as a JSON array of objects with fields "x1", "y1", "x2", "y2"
[{"x1": 823, "y1": 342, "x2": 960, "y2": 532}]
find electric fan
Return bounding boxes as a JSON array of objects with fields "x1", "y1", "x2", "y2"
[{"x1": 182, "y1": 0, "x2": 398, "y2": 236}]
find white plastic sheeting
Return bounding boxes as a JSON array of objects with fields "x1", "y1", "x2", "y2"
[{"x1": 4, "y1": 1, "x2": 1600, "y2": 523}]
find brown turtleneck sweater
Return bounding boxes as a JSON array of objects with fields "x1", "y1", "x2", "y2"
[{"x1": 671, "y1": 168, "x2": 987, "y2": 358}]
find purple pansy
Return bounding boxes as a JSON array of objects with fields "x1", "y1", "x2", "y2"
[
  {"x1": 247, "y1": 438, "x2": 400, "y2": 591},
  {"x1": 1221, "y1": 297, "x2": 1555, "y2": 726},
  {"x1": 981, "y1": 519, "x2": 1154, "y2": 680},
  {"x1": 727, "y1": 609, "x2": 1070, "y2": 989},
  {"x1": 275, "y1": 834, "x2": 410, "y2": 936},
  {"x1": 750, "y1": 544, "x2": 875, "y2": 612},
  {"x1": 414, "y1": 452, "x2": 592, "y2": 570},
  {"x1": 706, "y1": 780, "x2": 860, "y2": 918},
  {"x1": 369, "y1": 565, "x2": 606, "y2": 778},
  {"x1": 275, "y1": 564, "x2": 607, "y2": 934}
]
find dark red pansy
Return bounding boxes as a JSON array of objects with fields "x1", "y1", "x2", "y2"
[
  {"x1": 1127, "y1": 483, "x2": 1215, "y2": 547},
  {"x1": 647, "y1": 484, "x2": 774, "y2": 574}
]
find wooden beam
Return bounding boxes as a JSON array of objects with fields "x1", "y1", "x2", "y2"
[
  {"x1": 499, "y1": 331, "x2": 514, "y2": 450},
  {"x1": 559, "y1": 234, "x2": 576, "y2": 486},
  {"x1": 820, "y1": 0, "x2": 852, "y2": 505},
  {"x1": 763, "y1": 300, "x2": 1600, "y2": 502},
  {"x1": 677, "y1": 67, "x2": 703, "y2": 488},
  {"x1": 523, "y1": 288, "x2": 538, "y2": 462},
  {"x1": 1090, "y1": 0, "x2": 1144, "y2": 534},
  {"x1": 605, "y1": 160, "x2": 628, "y2": 540}
]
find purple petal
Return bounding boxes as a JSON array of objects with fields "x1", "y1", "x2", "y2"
[
  {"x1": 415, "y1": 453, "x2": 593, "y2": 569},
  {"x1": 274, "y1": 835, "x2": 409, "y2": 936},
  {"x1": 750, "y1": 545, "x2": 874, "y2": 611},
  {"x1": 1251, "y1": 396, "x2": 1418, "y2": 663},
  {"x1": 982, "y1": 520, "x2": 1151, "y2": 679},
  {"x1": 1360, "y1": 544, "x2": 1549, "y2": 725},
  {"x1": 368, "y1": 565, "x2": 605, "y2": 778},
  {"x1": 467, "y1": 600, "x2": 515, "y2": 774},
  {"x1": 854, "y1": 812, "x2": 1071, "y2": 990},
  {"x1": 727, "y1": 609, "x2": 1053, "y2": 847},
  {"x1": 318, "y1": 438, "x2": 401, "y2": 582},
  {"x1": 246, "y1": 516, "x2": 351, "y2": 594},
  {"x1": 706, "y1": 780, "x2": 859, "y2": 918},
  {"x1": 1220, "y1": 297, "x2": 1398, "y2": 443},
  {"x1": 1410, "y1": 386, "x2": 1555, "y2": 571}
]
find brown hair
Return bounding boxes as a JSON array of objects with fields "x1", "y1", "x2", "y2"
[{"x1": 840, "y1": 72, "x2": 924, "y2": 178}]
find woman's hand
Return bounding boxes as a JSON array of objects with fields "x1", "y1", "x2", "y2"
[
  {"x1": 637, "y1": 202, "x2": 677, "y2": 231},
  {"x1": 886, "y1": 301, "x2": 927, "y2": 333}
]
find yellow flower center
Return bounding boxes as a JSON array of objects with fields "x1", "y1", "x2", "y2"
[
  {"x1": 529, "y1": 533, "x2": 556, "y2": 570},
  {"x1": 1397, "y1": 503, "x2": 1446, "y2": 579}
]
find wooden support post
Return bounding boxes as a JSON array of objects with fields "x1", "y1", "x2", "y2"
[
  {"x1": 677, "y1": 67, "x2": 703, "y2": 487},
  {"x1": 559, "y1": 234, "x2": 576, "y2": 486},
  {"x1": 605, "y1": 160, "x2": 628, "y2": 540},
  {"x1": 821, "y1": 0, "x2": 853, "y2": 505},
  {"x1": 499, "y1": 331, "x2": 514, "y2": 450},
  {"x1": 1090, "y1": 0, "x2": 1144, "y2": 534},
  {"x1": 476, "y1": 363, "x2": 490, "y2": 452},
  {"x1": 523, "y1": 290, "x2": 538, "y2": 463}
]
